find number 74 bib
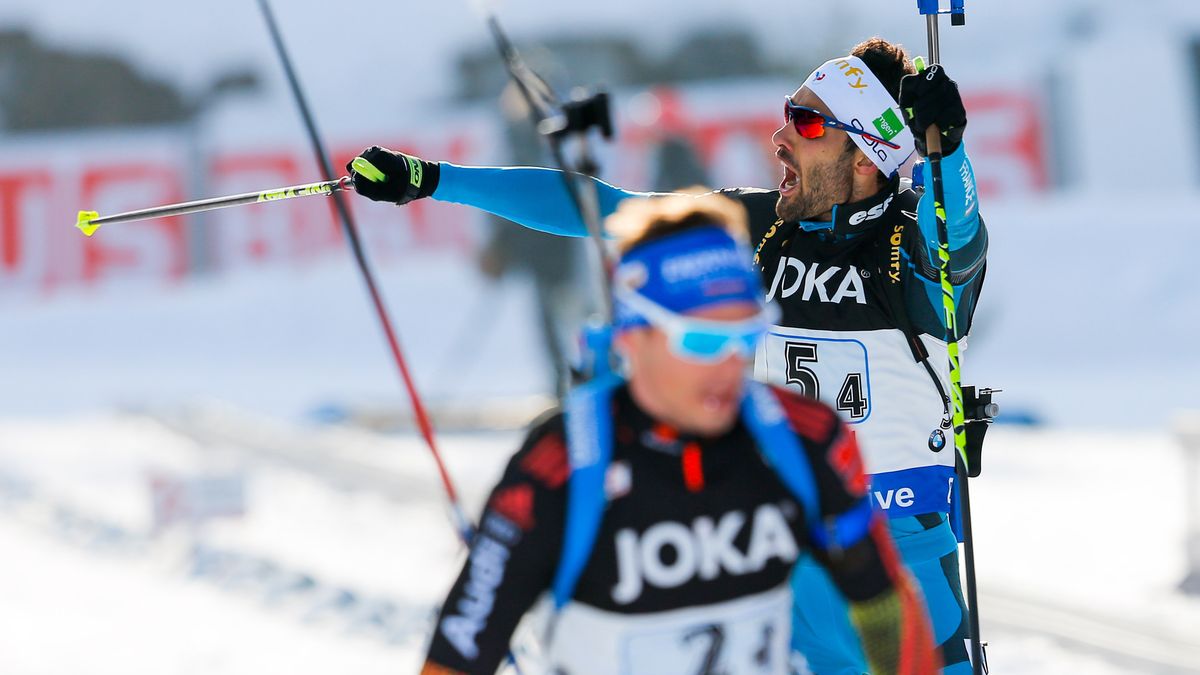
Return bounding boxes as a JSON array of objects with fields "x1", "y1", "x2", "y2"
[{"x1": 547, "y1": 586, "x2": 792, "y2": 674}]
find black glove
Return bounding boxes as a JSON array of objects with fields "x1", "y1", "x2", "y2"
[
  {"x1": 898, "y1": 64, "x2": 967, "y2": 157},
  {"x1": 347, "y1": 146, "x2": 440, "y2": 205}
]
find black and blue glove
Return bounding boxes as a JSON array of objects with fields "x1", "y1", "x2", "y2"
[
  {"x1": 347, "y1": 146, "x2": 440, "y2": 205},
  {"x1": 899, "y1": 64, "x2": 967, "y2": 157}
]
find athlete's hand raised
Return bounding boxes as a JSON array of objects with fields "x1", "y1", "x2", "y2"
[
  {"x1": 347, "y1": 146, "x2": 440, "y2": 205},
  {"x1": 899, "y1": 64, "x2": 967, "y2": 157}
]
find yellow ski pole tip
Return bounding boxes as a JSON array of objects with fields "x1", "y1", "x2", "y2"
[
  {"x1": 350, "y1": 157, "x2": 387, "y2": 183},
  {"x1": 76, "y1": 210, "x2": 101, "y2": 237}
]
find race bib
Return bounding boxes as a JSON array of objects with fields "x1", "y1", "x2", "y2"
[
  {"x1": 549, "y1": 587, "x2": 792, "y2": 675},
  {"x1": 621, "y1": 601, "x2": 789, "y2": 674},
  {"x1": 759, "y1": 331, "x2": 872, "y2": 423}
]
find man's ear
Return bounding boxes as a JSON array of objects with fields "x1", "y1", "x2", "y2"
[
  {"x1": 853, "y1": 150, "x2": 877, "y2": 176},
  {"x1": 613, "y1": 329, "x2": 644, "y2": 369}
]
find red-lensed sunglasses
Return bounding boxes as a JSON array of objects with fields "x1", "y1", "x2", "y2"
[{"x1": 784, "y1": 99, "x2": 901, "y2": 150}]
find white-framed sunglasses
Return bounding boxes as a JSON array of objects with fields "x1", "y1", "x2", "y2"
[{"x1": 614, "y1": 287, "x2": 779, "y2": 364}]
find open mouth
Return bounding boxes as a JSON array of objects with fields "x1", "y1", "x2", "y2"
[
  {"x1": 701, "y1": 388, "x2": 738, "y2": 415},
  {"x1": 779, "y1": 162, "x2": 799, "y2": 196}
]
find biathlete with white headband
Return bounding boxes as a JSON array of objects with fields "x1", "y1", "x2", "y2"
[
  {"x1": 355, "y1": 38, "x2": 984, "y2": 674},
  {"x1": 420, "y1": 193, "x2": 937, "y2": 675}
]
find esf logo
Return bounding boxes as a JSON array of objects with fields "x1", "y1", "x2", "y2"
[
  {"x1": 611, "y1": 504, "x2": 799, "y2": 604},
  {"x1": 766, "y1": 258, "x2": 867, "y2": 305},
  {"x1": 847, "y1": 194, "x2": 894, "y2": 226}
]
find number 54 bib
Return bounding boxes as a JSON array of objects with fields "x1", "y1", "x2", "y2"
[{"x1": 756, "y1": 326, "x2": 955, "y2": 480}]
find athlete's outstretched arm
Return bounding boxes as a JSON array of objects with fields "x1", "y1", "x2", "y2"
[
  {"x1": 423, "y1": 420, "x2": 569, "y2": 674},
  {"x1": 346, "y1": 144, "x2": 655, "y2": 238},
  {"x1": 436, "y1": 163, "x2": 655, "y2": 237}
]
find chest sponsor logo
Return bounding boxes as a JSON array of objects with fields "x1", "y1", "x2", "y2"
[
  {"x1": 611, "y1": 503, "x2": 799, "y2": 604},
  {"x1": 766, "y1": 258, "x2": 867, "y2": 305}
]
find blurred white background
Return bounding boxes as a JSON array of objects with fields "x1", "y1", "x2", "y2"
[{"x1": 1, "y1": 1, "x2": 1199, "y2": 672}]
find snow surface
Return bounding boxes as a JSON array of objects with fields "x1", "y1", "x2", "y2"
[
  {"x1": 0, "y1": 414, "x2": 517, "y2": 674},
  {"x1": 2, "y1": 412, "x2": 1199, "y2": 673}
]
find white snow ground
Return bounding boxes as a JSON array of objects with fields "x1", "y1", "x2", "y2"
[
  {"x1": 0, "y1": 414, "x2": 516, "y2": 675},
  {"x1": 2, "y1": 410, "x2": 1198, "y2": 674}
]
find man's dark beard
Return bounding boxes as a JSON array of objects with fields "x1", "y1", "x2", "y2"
[{"x1": 775, "y1": 144, "x2": 856, "y2": 223}]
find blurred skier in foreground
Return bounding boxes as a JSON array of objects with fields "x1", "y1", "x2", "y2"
[{"x1": 419, "y1": 193, "x2": 937, "y2": 674}]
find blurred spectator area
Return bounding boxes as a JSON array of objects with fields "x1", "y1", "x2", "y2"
[
  {"x1": 454, "y1": 27, "x2": 803, "y2": 101},
  {"x1": 0, "y1": 28, "x2": 187, "y2": 131},
  {"x1": 0, "y1": 28, "x2": 258, "y2": 132}
]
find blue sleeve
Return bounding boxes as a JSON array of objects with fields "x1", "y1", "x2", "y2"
[
  {"x1": 909, "y1": 144, "x2": 987, "y2": 336},
  {"x1": 915, "y1": 143, "x2": 981, "y2": 265},
  {"x1": 433, "y1": 163, "x2": 652, "y2": 238}
]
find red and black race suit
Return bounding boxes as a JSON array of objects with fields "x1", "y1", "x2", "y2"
[{"x1": 426, "y1": 385, "x2": 895, "y2": 674}]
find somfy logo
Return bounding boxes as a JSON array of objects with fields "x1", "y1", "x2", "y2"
[
  {"x1": 611, "y1": 504, "x2": 799, "y2": 604},
  {"x1": 834, "y1": 59, "x2": 868, "y2": 90}
]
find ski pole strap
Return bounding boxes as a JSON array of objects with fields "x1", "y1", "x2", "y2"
[{"x1": 552, "y1": 373, "x2": 622, "y2": 609}]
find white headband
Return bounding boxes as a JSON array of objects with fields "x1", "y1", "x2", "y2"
[{"x1": 802, "y1": 55, "x2": 915, "y2": 177}]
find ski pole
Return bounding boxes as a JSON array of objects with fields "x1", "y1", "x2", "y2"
[
  {"x1": 478, "y1": 8, "x2": 618, "y2": 378},
  {"x1": 74, "y1": 159, "x2": 385, "y2": 237},
  {"x1": 914, "y1": 1, "x2": 983, "y2": 673},
  {"x1": 258, "y1": 17, "x2": 526, "y2": 675},
  {"x1": 254, "y1": 0, "x2": 475, "y2": 545}
]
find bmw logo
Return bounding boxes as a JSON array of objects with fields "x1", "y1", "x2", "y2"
[{"x1": 928, "y1": 429, "x2": 946, "y2": 452}]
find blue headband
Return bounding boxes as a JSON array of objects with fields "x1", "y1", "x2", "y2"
[{"x1": 613, "y1": 226, "x2": 764, "y2": 331}]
